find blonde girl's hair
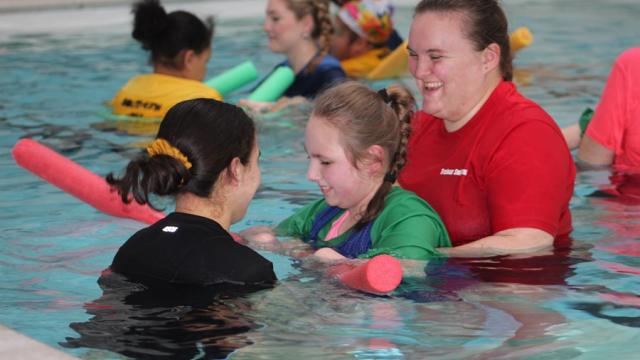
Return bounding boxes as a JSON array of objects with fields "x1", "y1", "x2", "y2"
[
  {"x1": 284, "y1": 0, "x2": 333, "y2": 73},
  {"x1": 312, "y1": 81, "x2": 415, "y2": 228}
]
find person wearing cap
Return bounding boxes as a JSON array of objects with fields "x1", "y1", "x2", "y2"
[
  {"x1": 330, "y1": 0, "x2": 396, "y2": 78},
  {"x1": 331, "y1": 0, "x2": 403, "y2": 49}
]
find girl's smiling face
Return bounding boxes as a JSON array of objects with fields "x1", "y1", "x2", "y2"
[{"x1": 304, "y1": 116, "x2": 380, "y2": 213}]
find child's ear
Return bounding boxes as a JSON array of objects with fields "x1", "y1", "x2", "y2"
[
  {"x1": 175, "y1": 49, "x2": 190, "y2": 68},
  {"x1": 183, "y1": 49, "x2": 197, "y2": 68},
  {"x1": 364, "y1": 145, "x2": 385, "y2": 174}
]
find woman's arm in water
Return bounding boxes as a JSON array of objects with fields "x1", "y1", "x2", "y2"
[
  {"x1": 561, "y1": 123, "x2": 615, "y2": 168},
  {"x1": 238, "y1": 226, "x2": 315, "y2": 257},
  {"x1": 438, "y1": 227, "x2": 553, "y2": 258},
  {"x1": 576, "y1": 135, "x2": 615, "y2": 169},
  {"x1": 240, "y1": 226, "x2": 428, "y2": 277},
  {"x1": 239, "y1": 230, "x2": 351, "y2": 262},
  {"x1": 238, "y1": 96, "x2": 308, "y2": 113},
  {"x1": 561, "y1": 125, "x2": 615, "y2": 169},
  {"x1": 561, "y1": 123, "x2": 582, "y2": 150}
]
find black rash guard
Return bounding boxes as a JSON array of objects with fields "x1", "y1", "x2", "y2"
[{"x1": 111, "y1": 212, "x2": 277, "y2": 286}]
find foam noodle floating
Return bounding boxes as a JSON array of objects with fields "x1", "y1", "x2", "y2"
[
  {"x1": 510, "y1": 26, "x2": 533, "y2": 53},
  {"x1": 367, "y1": 27, "x2": 533, "y2": 81},
  {"x1": 204, "y1": 60, "x2": 259, "y2": 96},
  {"x1": 248, "y1": 66, "x2": 295, "y2": 102},
  {"x1": 366, "y1": 40, "x2": 409, "y2": 81},
  {"x1": 327, "y1": 254, "x2": 403, "y2": 295},
  {"x1": 11, "y1": 138, "x2": 165, "y2": 225}
]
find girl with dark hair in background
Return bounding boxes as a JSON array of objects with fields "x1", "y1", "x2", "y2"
[{"x1": 110, "y1": 0, "x2": 221, "y2": 119}]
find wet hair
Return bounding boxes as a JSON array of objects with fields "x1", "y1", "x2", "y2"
[
  {"x1": 414, "y1": 0, "x2": 513, "y2": 81},
  {"x1": 131, "y1": 0, "x2": 214, "y2": 70},
  {"x1": 312, "y1": 81, "x2": 415, "y2": 228},
  {"x1": 283, "y1": 0, "x2": 333, "y2": 73},
  {"x1": 106, "y1": 98, "x2": 256, "y2": 209}
]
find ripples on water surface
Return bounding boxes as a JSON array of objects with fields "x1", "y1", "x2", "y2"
[{"x1": 1, "y1": 0, "x2": 639, "y2": 358}]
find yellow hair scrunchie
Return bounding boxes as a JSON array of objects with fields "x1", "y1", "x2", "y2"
[{"x1": 146, "y1": 138, "x2": 193, "y2": 170}]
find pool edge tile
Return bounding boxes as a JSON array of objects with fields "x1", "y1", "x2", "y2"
[{"x1": 0, "y1": 324, "x2": 79, "y2": 360}]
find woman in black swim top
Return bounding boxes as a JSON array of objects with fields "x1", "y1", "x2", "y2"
[{"x1": 106, "y1": 98, "x2": 277, "y2": 286}]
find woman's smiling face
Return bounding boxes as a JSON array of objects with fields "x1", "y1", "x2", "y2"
[
  {"x1": 408, "y1": 11, "x2": 489, "y2": 129},
  {"x1": 263, "y1": 0, "x2": 309, "y2": 54}
]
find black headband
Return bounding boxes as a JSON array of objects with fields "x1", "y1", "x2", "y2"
[
  {"x1": 377, "y1": 88, "x2": 392, "y2": 104},
  {"x1": 384, "y1": 171, "x2": 397, "y2": 183}
]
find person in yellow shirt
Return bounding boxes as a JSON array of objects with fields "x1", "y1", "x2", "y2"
[
  {"x1": 110, "y1": 0, "x2": 221, "y2": 119},
  {"x1": 330, "y1": 0, "x2": 395, "y2": 78}
]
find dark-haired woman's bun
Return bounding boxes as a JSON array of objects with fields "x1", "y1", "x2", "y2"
[{"x1": 131, "y1": 0, "x2": 169, "y2": 49}]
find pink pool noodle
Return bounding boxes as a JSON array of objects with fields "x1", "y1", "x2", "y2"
[
  {"x1": 328, "y1": 254, "x2": 403, "y2": 295},
  {"x1": 12, "y1": 138, "x2": 165, "y2": 224}
]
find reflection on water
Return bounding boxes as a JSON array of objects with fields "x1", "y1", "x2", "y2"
[{"x1": 61, "y1": 272, "x2": 273, "y2": 359}]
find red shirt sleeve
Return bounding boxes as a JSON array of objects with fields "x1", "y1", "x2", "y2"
[
  {"x1": 486, "y1": 120, "x2": 575, "y2": 236},
  {"x1": 586, "y1": 52, "x2": 630, "y2": 153},
  {"x1": 585, "y1": 48, "x2": 640, "y2": 169}
]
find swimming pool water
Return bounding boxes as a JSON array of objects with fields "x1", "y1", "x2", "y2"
[{"x1": 1, "y1": 0, "x2": 639, "y2": 358}]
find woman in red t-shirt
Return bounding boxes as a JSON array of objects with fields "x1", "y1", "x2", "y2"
[
  {"x1": 563, "y1": 48, "x2": 640, "y2": 171},
  {"x1": 398, "y1": 0, "x2": 576, "y2": 257}
]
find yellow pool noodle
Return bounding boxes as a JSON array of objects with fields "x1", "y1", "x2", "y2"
[{"x1": 366, "y1": 27, "x2": 534, "y2": 81}]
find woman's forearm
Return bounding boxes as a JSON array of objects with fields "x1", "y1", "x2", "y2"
[{"x1": 438, "y1": 227, "x2": 554, "y2": 257}]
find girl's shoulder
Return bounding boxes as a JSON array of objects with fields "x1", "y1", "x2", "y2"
[
  {"x1": 376, "y1": 186, "x2": 441, "y2": 223},
  {"x1": 385, "y1": 186, "x2": 427, "y2": 202},
  {"x1": 371, "y1": 187, "x2": 450, "y2": 248},
  {"x1": 274, "y1": 197, "x2": 331, "y2": 235},
  {"x1": 314, "y1": 54, "x2": 345, "y2": 76},
  {"x1": 316, "y1": 54, "x2": 342, "y2": 68}
]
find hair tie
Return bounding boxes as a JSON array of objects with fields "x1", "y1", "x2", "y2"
[
  {"x1": 377, "y1": 88, "x2": 392, "y2": 104},
  {"x1": 384, "y1": 171, "x2": 396, "y2": 183},
  {"x1": 146, "y1": 138, "x2": 193, "y2": 170}
]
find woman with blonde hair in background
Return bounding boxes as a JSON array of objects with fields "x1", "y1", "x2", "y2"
[{"x1": 241, "y1": 0, "x2": 346, "y2": 112}]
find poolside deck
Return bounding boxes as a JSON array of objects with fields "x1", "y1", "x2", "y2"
[
  {"x1": 0, "y1": 0, "x2": 417, "y2": 13},
  {"x1": 0, "y1": 0, "x2": 126, "y2": 12},
  {"x1": 0, "y1": 0, "x2": 270, "y2": 36},
  {"x1": 0, "y1": 325, "x2": 78, "y2": 360}
]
